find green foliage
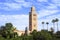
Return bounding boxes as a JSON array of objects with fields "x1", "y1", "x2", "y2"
[
  {"x1": 0, "y1": 23, "x2": 18, "y2": 39},
  {"x1": 0, "y1": 23, "x2": 60, "y2": 40},
  {"x1": 40, "y1": 30, "x2": 52, "y2": 40}
]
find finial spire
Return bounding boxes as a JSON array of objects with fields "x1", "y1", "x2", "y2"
[{"x1": 31, "y1": 5, "x2": 35, "y2": 11}]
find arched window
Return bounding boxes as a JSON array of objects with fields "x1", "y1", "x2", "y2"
[{"x1": 33, "y1": 14, "x2": 36, "y2": 16}]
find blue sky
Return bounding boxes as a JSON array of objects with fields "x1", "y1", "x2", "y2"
[{"x1": 0, "y1": 0, "x2": 60, "y2": 31}]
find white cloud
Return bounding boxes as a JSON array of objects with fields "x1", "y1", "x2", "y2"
[
  {"x1": 38, "y1": 9, "x2": 59, "y2": 18},
  {"x1": 37, "y1": 0, "x2": 48, "y2": 2},
  {"x1": 52, "y1": 0, "x2": 60, "y2": 6},
  {"x1": 0, "y1": 3, "x2": 22, "y2": 10},
  {"x1": 37, "y1": 0, "x2": 60, "y2": 10},
  {"x1": 46, "y1": 3, "x2": 58, "y2": 10},
  {"x1": 0, "y1": 3, "x2": 21, "y2": 10},
  {"x1": 14, "y1": 0, "x2": 25, "y2": 3},
  {"x1": 0, "y1": 0, "x2": 32, "y2": 10},
  {"x1": 53, "y1": 0, "x2": 60, "y2": 3},
  {"x1": 22, "y1": 2, "x2": 32, "y2": 7},
  {"x1": 5, "y1": 3, "x2": 22, "y2": 9},
  {"x1": 0, "y1": 15, "x2": 29, "y2": 30},
  {"x1": 14, "y1": 0, "x2": 32, "y2": 7}
]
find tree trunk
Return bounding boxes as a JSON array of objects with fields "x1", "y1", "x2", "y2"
[
  {"x1": 57, "y1": 22, "x2": 58, "y2": 31},
  {"x1": 47, "y1": 24, "x2": 48, "y2": 31},
  {"x1": 53, "y1": 23, "x2": 55, "y2": 31},
  {"x1": 42, "y1": 24, "x2": 44, "y2": 30}
]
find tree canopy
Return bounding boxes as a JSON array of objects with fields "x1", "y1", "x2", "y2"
[{"x1": 0, "y1": 23, "x2": 60, "y2": 40}]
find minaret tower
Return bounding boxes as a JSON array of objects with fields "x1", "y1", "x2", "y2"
[{"x1": 29, "y1": 6, "x2": 37, "y2": 32}]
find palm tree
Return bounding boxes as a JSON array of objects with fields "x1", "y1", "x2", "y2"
[
  {"x1": 42, "y1": 22, "x2": 44, "y2": 30},
  {"x1": 46, "y1": 22, "x2": 49, "y2": 30},
  {"x1": 55, "y1": 18, "x2": 59, "y2": 31},
  {"x1": 52, "y1": 19, "x2": 55, "y2": 31}
]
